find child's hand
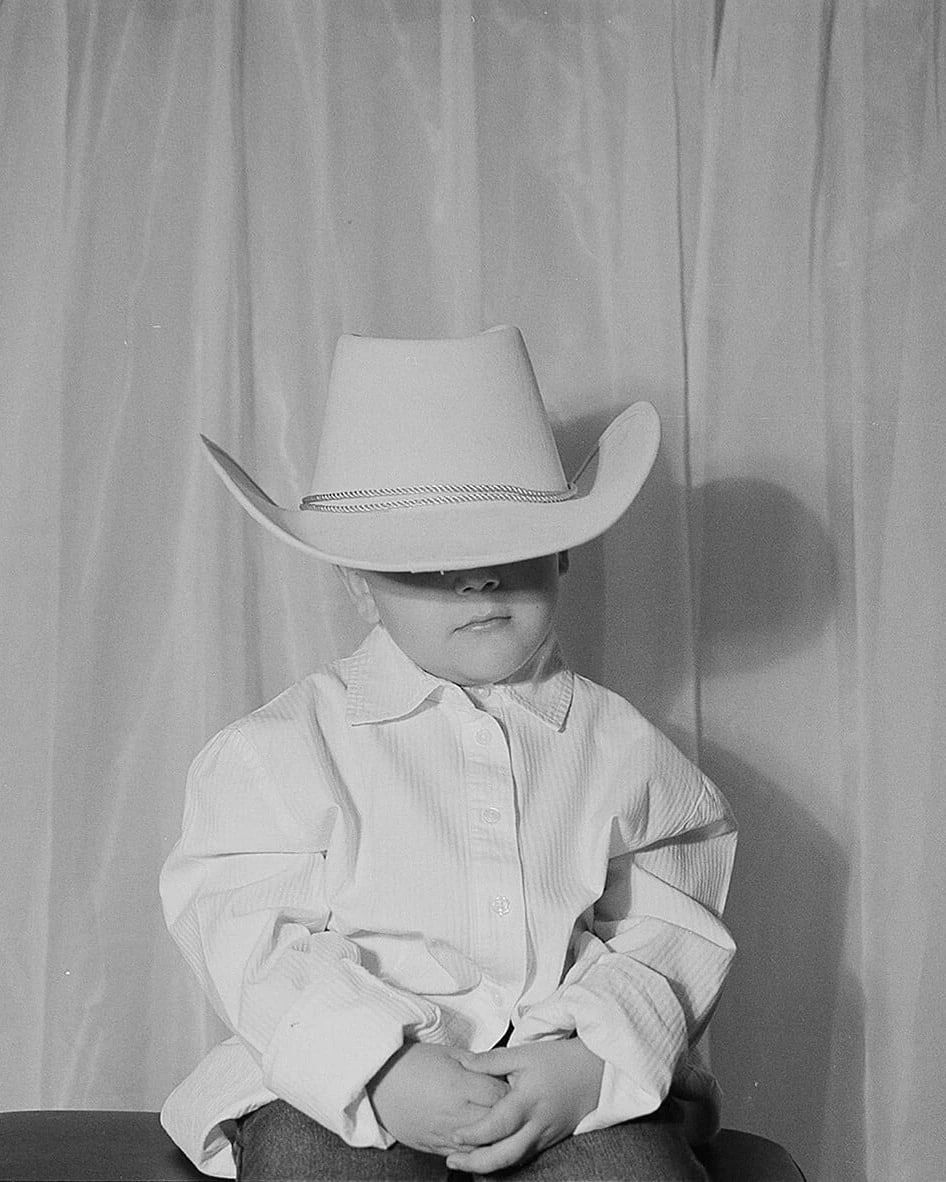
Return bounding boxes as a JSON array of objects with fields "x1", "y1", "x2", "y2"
[
  {"x1": 444, "y1": 1037, "x2": 604, "y2": 1174},
  {"x1": 366, "y1": 1041, "x2": 510, "y2": 1156}
]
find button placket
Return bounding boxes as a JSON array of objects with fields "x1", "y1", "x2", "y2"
[{"x1": 462, "y1": 710, "x2": 527, "y2": 994}]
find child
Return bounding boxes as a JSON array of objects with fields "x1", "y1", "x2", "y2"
[{"x1": 160, "y1": 326, "x2": 736, "y2": 1180}]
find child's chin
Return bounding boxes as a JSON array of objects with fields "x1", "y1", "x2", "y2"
[
  {"x1": 457, "y1": 656, "x2": 526, "y2": 686},
  {"x1": 434, "y1": 631, "x2": 538, "y2": 685}
]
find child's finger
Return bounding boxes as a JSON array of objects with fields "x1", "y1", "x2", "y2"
[
  {"x1": 463, "y1": 1070, "x2": 509, "y2": 1107},
  {"x1": 459, "y1": 1046, "x2": 521, "y2": 1075},
  {"x1": 446, "y1": 1124, "x2": 537, "y2": 1174},
  {"x1": 453, "y1": 1092, "x2": 527, "y2": 1147}
]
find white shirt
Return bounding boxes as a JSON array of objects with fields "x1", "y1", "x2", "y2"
[{"x1": 160, "y1": 626, "x2": 736, "y2": 1176}]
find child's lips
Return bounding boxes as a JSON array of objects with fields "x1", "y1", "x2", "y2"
[{"x1": 456, "y1": 614, "x2": 511, "y2": 632}]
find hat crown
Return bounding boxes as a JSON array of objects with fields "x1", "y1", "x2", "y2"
[{"x1": 309, "y1": 326, "x2": 568, "y2": 497}]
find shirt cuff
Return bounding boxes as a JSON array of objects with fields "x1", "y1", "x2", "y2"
[
  {"x1": 575, "y1": 1046, "x2": 724, "y2": 1141},
  {"x1": 262, "y1": 975, "x2": 445, "y2": 1147},
  {"x1": 574, "y1": 1058, "x2": 661, "y2": 1134},
  {"x1": 515, "y1": 935, "x2": 686, "y2": 1130}
]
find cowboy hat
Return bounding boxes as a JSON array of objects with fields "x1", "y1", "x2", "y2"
[{"x1": 201, "y1": 325, "x2": 660, "y2": 572}]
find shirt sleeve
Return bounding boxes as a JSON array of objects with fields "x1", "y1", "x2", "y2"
[
  {"x1": 160, "y1": 724, "x2": 447, "y2": 1148},
  {"x1": 513, "y1": 737, "x2": 737, "y2": 1136}
]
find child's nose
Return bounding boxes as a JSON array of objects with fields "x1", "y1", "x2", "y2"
[{"x1": 453, "y1": 568, "x2": 501, "y2": 593}]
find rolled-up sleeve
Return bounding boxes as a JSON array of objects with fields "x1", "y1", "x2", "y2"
[
  {"x1": 515, "y1": 751, "x2": 737, "y2": 1136},
  {"x1": 160, "y1": 726, "x2": 445, "y2": 1147}
]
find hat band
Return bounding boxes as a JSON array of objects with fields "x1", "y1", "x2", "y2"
[{"x1": 300, "y1": 482, "x2": 577, "y2": 513}]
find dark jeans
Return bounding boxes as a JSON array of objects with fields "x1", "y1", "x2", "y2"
[{"x1": 233, "y1": 1098, "x2": 710, "y2": 1181}]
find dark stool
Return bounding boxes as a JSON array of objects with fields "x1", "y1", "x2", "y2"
[{"x1": 0, "y1": 1110, "x2": 804, "y2": 1181}]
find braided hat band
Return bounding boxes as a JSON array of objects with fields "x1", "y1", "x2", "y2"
[{"x1": 300, "y1": 482, "x2": 577, "y2": 514}]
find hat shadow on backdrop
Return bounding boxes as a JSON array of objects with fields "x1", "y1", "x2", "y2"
[{"x1": 554, "y1": 409, "x2": 862, "y2": 1181}]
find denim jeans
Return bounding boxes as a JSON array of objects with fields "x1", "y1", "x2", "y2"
[{"x1": 233, "y1": 1098, "x2": 710, "y2": 1181}]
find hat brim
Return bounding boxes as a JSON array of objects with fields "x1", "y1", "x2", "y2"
[{"x1": 200, "y1": 401, "x2": 659, "y2": 572}]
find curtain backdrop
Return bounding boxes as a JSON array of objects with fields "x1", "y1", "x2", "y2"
[{"x1": 2, "y1": 3, "x2": 943, "y2": 1180}]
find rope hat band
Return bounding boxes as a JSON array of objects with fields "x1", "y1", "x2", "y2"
[{"x1": 300, "y1": 482, "x2": 577, "y2": 513}]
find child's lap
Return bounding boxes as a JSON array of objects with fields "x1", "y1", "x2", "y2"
[{"x1": 233, "y1": 1098, "x2": 710, "y2": 1181}]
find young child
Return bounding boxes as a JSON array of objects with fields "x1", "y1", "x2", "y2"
[{"x1": 160, "y1": 326, "x2": 736, "y2": 1180}]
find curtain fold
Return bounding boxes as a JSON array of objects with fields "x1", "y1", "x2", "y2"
[
  {"x1": 1, "y1": 4, "x2": 942, "y2": 1179},
  {"x1": 0, "y1": 0, "x2": 68, "y2": 1110}
]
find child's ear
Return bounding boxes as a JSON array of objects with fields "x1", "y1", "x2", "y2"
[{"x1": 334, "y1": 566, "x2": 381, "y2": 625}]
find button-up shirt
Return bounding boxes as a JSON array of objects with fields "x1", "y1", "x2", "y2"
[{"x1": 160, "y1": 626, "x2": 736, "y2": 1176}]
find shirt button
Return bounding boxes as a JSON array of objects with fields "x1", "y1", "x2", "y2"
[
  {"x1": 489, "y1": 987, "x2": 503, "y2": 1006},
  {"x1": 475, "y1": 728, "x2": 491, "y2": 746},
  {"x1": 474, "y1": 685, "x2": 492, "y2": 698},
  {"x1": 481, "y1": 807, "x2": 501, "y2": 824},
  {"x1": 489, "y1": 895, "x2": 511, "y2": 917}
]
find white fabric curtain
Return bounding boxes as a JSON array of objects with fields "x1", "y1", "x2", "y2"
[{"x1": 1, "y1": 3, "x2": 943, "y2": 1179}]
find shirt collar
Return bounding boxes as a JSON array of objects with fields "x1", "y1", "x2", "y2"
[
  {"x1": 345, "y1": 626, "x2": 444, "y2": 725},
  {"x1": 500, "y1": 631, "x2": 573, "y2": 730},
  {"x1": 345, "y1": 625, "x2": 573, "y2": 731}
]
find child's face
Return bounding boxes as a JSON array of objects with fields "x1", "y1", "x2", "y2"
[{"x1": 341, "y1": 554, "x2": 566, "y2": 685}]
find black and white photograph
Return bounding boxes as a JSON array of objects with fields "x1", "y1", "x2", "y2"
[{"x1": 1, "y1": 4, "x2": 943, "y2": 1181}]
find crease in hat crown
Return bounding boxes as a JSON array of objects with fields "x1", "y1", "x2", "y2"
[{"x1": 200, "y1": 324, "x2": 661, "y2": 571}]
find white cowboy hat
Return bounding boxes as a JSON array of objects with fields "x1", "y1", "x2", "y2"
[{"x1": 201, "y1": 325, "x2": 660, "y2": 572}]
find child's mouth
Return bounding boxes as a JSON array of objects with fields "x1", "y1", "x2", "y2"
[{"x1": 457, "y1": 615, "x2": 511, "y2": 632}]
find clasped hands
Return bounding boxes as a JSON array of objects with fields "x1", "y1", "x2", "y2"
[{"x1": 366, "y1": 1037, "x2": 604, "y2": 1174}]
